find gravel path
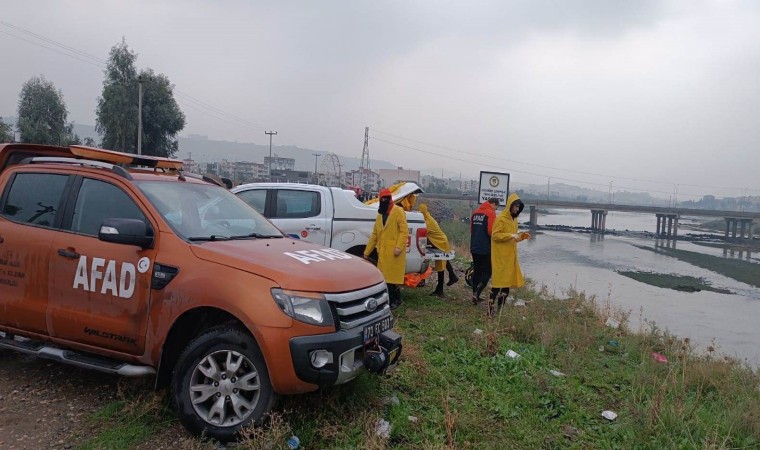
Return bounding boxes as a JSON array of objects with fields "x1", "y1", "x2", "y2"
[{"x1": 0, "y1": 349, "x2": 211, "y2": 449}]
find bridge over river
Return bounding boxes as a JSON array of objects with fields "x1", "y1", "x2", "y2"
[{"x1": 418, "y1": 194, "x2": 759, "y2": 240}]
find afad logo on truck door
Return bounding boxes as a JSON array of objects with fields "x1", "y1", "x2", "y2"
[{"x1": 72, "y1": 255, "x2": 151, "y2": 299}]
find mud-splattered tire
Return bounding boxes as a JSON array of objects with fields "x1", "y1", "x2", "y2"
[{"x1": 172, "y1": 326, "x2": 276, "y2": 442}]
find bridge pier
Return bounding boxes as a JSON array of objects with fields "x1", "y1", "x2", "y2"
[
  {"x1": 656, "y1": 214, "x2": 679, "y2": 238},
  {"x1": 591, "y1": 209, "x2": 607, "y2": 232},
  {"x1": 529, "y1": 205, "x2": 538, "y2": 229},
  {"x1": 724, "y1": 218, "x2": 755, "y2": 241}
]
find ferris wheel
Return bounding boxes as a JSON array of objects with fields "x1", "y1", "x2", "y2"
[{"x1": 319, "y1": 153, "x2": 343, "y2": 186}]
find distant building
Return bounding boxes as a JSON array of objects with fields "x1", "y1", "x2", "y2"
[
  {"x1": 270, "y1": 169, "x2": 311, "y2": 184},
  {"x1": 378, "y1": 167, "x2": 420, "y2": 187},
  {"x1": 346, "y1": 168, "x2": 381, "y2": 191},
  {"x1": 264, "y1": 155, "x2": 295, "y2": 172}
]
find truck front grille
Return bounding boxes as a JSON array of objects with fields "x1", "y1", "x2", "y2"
[{"x1": 324, "y1": 282, "x2": 390, "y2": 330}]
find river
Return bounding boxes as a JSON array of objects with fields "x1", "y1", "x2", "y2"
[{"x1": 518, "y1": 209, "x2": 760, "y2": 366}]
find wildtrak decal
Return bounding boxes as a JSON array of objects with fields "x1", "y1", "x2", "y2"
[
  {"x1": 72, "y1": 255, "x2": 150, "y2": 298},
  {"x1": 284, "y1": 248, "x2": 352, "y2": 265},
  {"x1": 84, "y1": 327, "x2": 137, "y2": 345}
]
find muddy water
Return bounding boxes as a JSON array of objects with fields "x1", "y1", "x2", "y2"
[{"x1": 519, "y1": 210, "x2": 760, "y2": 366}]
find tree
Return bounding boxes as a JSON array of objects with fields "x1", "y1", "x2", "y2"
[
  {"x1": 16, "y1": 76, "x2": 79, "y2": 145},
  {"x1": 0, "y1": 117, "x2": 13, "y2": 142},
  {"x1": 96, "y1": 39, "x2": 185, "y2": 157}
]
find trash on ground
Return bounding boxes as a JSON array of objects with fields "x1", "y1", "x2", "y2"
[
  {"x1": 286, "y1": 435, "x2": 300, "y2": 449},
  {"x1": 408, "y1": 415, "x2": 419, "y2": 423},
  {"x1": 605, "y1": 317, "x2": 620, "y2": 329},
  {"x1": 506, "y1": 349, "x2": 521, "y2": 359},
  {"x1": 549, "y1": 369, "x2": 565, "y2": 377},
  {"x1": 652, "y1": 352, "x2": 668, "y2": 363},
  {"x1": 473, "y1": 328, "x2": 484, "y2": 336},
  {"x1": 514, "y1": 300, "x2": 526, "y2": 307},
  {"x1": 608, "y1": 340, "x2": 620, "y2": 347},
  {"x1": 598, "y1": 346, "x2": 605, "y2": 352},
  {"x1": 388, "y1": 395, "x2": 400, "y2": 406},
  {"x1": 601, "y1": 410, "x2": 618, "y2": 421},
  {"x1": 376, "y1": 419, "x2": 392, "y2": 438}
]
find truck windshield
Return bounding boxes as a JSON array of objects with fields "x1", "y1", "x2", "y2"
[{"x1": 136, "y1": 181, "x2": 283, "y2": 241}]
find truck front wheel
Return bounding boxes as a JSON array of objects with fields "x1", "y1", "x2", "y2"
[{"x1": 172, "y1": 326, "x2": 276, "y2": 442}]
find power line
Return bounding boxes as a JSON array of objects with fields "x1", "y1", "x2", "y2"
[
  {"x1": 371, "y1": 129, "x2": 756, "y2": 195},
  {"x1": 370, "y1": 135, "x2": 708, "y2": 198},
  {"x1": 1, "y1": 21, "x2": 106, "y2": 65},
  {"x1": 1, "y1": 21, "x2": 271, "y2": 135}
]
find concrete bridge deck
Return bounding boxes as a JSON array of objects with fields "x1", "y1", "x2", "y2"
[{"x1": 417, "y1": 193, "x2": 759, "y2": 240}]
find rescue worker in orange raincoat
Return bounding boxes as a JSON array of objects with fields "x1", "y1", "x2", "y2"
[
  {"x1": 364, "y1": 188, "x2": 408, "y2": 310},
  {"x1": 418, "y1": 203, "x2": 458, "y2": 297},
  {"x1": 488, "y1": 192, "x2": 530, "y2": 317}
]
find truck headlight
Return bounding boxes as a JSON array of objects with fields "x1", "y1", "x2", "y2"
[{"x1": 271, "y1": 289, "x2": 334, "y2": 327}]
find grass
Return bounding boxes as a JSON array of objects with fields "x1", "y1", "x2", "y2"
[
  {"x1": 77, "y1": 381, "x2": 176, "y2": 449},
  {"x1": 79, "y1": 279, "x2": 760, "y2": 449},
  {"x1": 616, "y1": 271, "x2": 733, "y2": 294},
  {"x1": 635, "y1": 244, "x2": 760, "y2": 288}
]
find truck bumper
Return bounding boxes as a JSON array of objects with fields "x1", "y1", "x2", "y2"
[{"x1": 289, "y1": 327, "x2": 402, "y2": 387}]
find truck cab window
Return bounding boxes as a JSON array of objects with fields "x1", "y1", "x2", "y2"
[
  {"x1": 70, "y1": 178, "x2": 147, "y2": 236},
  {"x1": 237, "y1": 189, "x2": 266, "y2": 214},
  {"x1": 1, "y1": 173, "x2": 68, "y2": 228},
  {"x1": 274, "y1": 190, "x2": 320, "y2": 218}
]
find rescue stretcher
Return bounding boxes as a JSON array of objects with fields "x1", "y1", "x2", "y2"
[{"x1": 425, "y1": 248, "x2": 455, "y2": 261}]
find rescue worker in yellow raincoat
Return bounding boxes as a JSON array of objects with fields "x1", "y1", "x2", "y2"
[
  {"x1": 488, "y1": 192, "x2": 530, "y2": 317},
  {"x1": 418, "y1": 203, "x2": 458, "y2": 297},
  {"x1": 364, "y1": 188, "x2": 408, "y2": 310}
]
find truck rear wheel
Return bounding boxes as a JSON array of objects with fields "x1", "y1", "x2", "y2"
[{"x1": 171, "y1": 326, "x2": 275, "y2": 442}]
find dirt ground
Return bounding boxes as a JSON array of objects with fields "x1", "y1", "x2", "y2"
[{"x1": 0, "y1": 349, "x2": 193, "y2": 450}]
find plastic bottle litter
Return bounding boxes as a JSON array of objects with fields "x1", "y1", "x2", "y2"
[
  {"x1": 601, "y1": 410, "x2": 618, "y2": 421},
  {"x1": 549, "y1": 369, "x2": 565, "y2": 377},
  {"x1": 286, "y1": 435, "x2": 300, "y2": 449},
  {"x1": 605, "y1": 317, "x2": 620, "y2": 329},
  {"x1": 375, "y1": 419, "x2": 392, "y2": 438},
  {"x1": 473, "y1": 328, "x2": 484, "y2": 336},
  {"x1": 608, "y1": 340, "x2": 620, "y2": 347},
  {"x1": 652, "y1": 352, "x2": 668, "y2": 363},
  {"x1": 506, "y1": 349, "x2": 521, "y2": 359},
  {"x1": 408, "y1": 415, "x2": 419, "y2": 423}
]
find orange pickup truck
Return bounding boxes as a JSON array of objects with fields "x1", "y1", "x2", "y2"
[{"x1": 0, "y1": 144, "x2": 401, "y2": 441}]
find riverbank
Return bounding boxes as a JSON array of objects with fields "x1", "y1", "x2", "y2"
[{"x1": 27, "y1": 279, "x2": 757, "y2": 449}]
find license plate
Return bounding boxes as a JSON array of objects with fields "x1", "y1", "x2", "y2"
[{"x1": 363, "y1": 316, "x2": 393, "y2": 344}]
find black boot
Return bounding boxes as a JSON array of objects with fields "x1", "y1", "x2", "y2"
[
  {"x1": 432, "y1": 271, "x2": 444, "y2": 297},
  {"x1": 446, "y1": 261, "x2": 459, "y2": 286},
  {"x1": 389, "y1": 284, "x2": 402, "y2": 310}
]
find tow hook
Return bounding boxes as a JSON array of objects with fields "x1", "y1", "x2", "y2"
[{"x1": 364, "y1": 330, "x2": 402, "y2": 374}]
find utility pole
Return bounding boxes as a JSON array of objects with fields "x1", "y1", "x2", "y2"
[
  {"x1": 265, "y1": 131, "x2": 277, "y2": 181},
  {"x1": 137, "y1": 75, "x2": 145, "y2": 155},
  {"x1": 312, "y1": 153, "x2": 321, "y2": 184}
]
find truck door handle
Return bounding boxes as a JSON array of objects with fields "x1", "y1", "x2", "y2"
[
  {"x1": 0, "y1": 235, "x2": 4, "y2": 243},
  {"x1": 57, "y1": 248, "x2": 80, "y2": 259},
  {"x1": 305, "y1": 225, "x2": 321, "y2": 231}
]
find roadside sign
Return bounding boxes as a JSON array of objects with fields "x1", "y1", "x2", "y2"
[{"x1": 478, "y1": 171, "x2": 510, "y2": 206}]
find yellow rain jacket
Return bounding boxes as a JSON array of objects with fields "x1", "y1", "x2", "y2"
[
  {"x1": 419, "y1": 204, "x2": 451, "y2": 271},
  {"x1": 491, "y1": 193, "x2": 525, "y2": 289},
  {"x1": 365, "y1": 204, "x2": 408, "y2": 285}
]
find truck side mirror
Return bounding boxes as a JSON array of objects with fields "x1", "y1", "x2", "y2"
[{"x1": 98, "y1": 218, "x2": 154, "y2": 249}]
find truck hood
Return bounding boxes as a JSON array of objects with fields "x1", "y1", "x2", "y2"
[{"x1": 188, "y1": 238, "x2": 385, "y2": 292}]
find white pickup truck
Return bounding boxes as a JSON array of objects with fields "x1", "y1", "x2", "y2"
[{"x1": 231, "y1": 182, "x2": 430, "y2": 277}]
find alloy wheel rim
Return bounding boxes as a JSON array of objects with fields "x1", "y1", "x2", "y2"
[{"x1": 189, "y1": 349, "x2": 261, "y2": 427}]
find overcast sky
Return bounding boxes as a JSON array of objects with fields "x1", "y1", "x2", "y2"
[{"x1": 2, "y1": 0, "x2": 759, "y2": 200}]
